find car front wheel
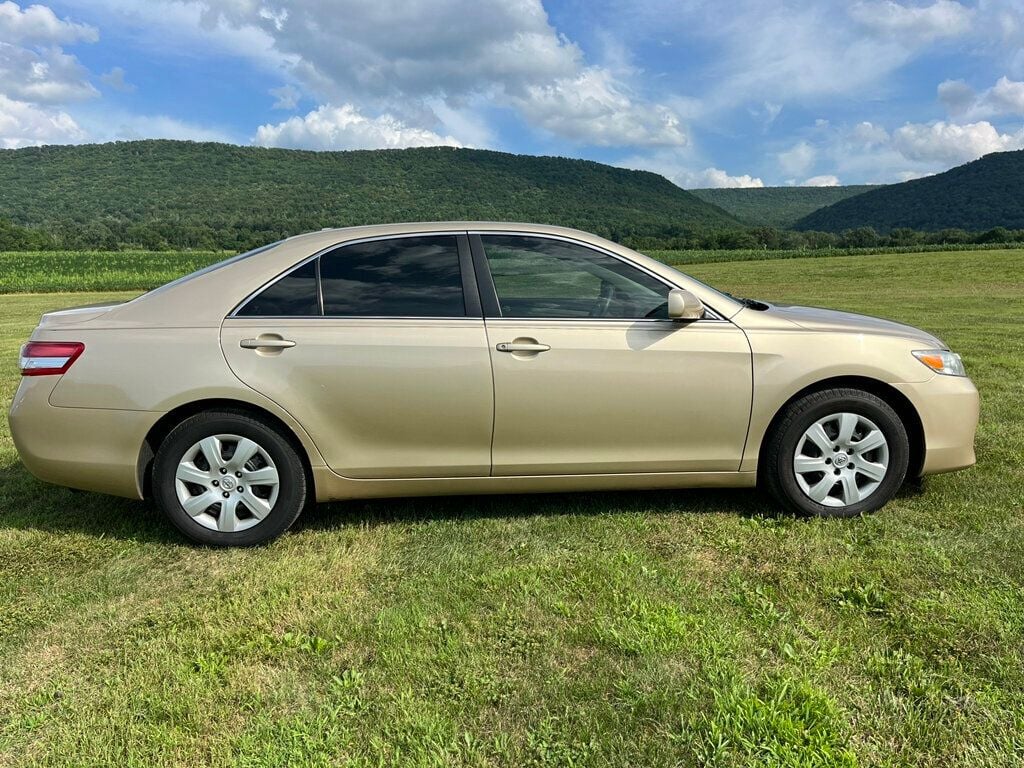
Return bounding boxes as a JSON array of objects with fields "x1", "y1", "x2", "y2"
[
  {"x1": 763, "y1": 388, "x2": 910, "y2": 518},
  {"x1": 153, "y1": 410, "x2": 308, "y2": 546}
]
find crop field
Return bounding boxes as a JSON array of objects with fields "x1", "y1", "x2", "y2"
[
  {"x1": 0, "y1": 250, "x2": 1022, "y2": 766},
  {"x1": 2, "y1": 244, "x2": 1023, "y2": 293}
]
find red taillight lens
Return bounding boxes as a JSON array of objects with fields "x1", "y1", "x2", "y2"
[{"x1": 19, "y1": 341, "x2": 85, "y2": 376}]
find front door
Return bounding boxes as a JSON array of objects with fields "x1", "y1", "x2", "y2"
[
  {"x1": 474, "y1": 234, "x2": 752, "y2": 476},
  {"x1": 221, "y1": 234, "x2": 494, "y2": 479}
]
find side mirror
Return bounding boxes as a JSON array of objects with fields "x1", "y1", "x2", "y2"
[{"x1": 667, "y1": 288, "x2": 705, "y2": 321}]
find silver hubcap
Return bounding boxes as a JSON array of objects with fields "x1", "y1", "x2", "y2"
[
  {"x1": 793, "y1": 412, "x2": 889, "y2": 508},
  {"x1": 174, "y1": 434, "x2": 280, "y2": 532}
]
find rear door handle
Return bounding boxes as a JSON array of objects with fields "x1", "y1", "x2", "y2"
[
  {"x1": 496, "y1": 341, "x2": 550, "y2": 353},
  {"x1": 240, "y1": 336, "x2": 296, "y2": 350}
]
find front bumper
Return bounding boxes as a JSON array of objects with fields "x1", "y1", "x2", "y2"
[
  {"x1": 8, "y1": 377, "x2": 159, "y2": 499},
  {"x1": 893, "y1": 373, "x2": 980, "y2": 476}
]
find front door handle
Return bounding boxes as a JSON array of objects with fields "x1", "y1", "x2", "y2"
[
  {"x1": 496, "y1": 340, "x2": 551, "y2": 353},
  {"x1": 240, "y1": 336, "x2": 296, "y2": 350}
]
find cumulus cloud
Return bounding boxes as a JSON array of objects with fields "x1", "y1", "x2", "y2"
[
  {"x1": 0, "y1": 2, "x2": 101, "y2": 145},
  {"x1": 0, "y1": 0, "x2": 97, "y2": 44},
  {"x1": 802, "y1": 174, "x2": 840, "y2": 186},
  {"x1": 512, "y1": 68, "x2": 686, "y2": 147},
  {"x1": 777, "y1": 140, "x2": 817, "y2": 176},
  {"x1": 0, "y1": 93, "x2": 83, "y2": 147},
  {"x1": 692, "y1": 167, "x2": 764, "y2": 188},
  {"x1": 939, "y1": 76, "x2": 1024, "y2": 118},
  {"x1": 253, "y1": 103, "x2": 463, "y2": 151},
  {"x1": 891, "y1": 120, "x2": 1024, "y2": 163},
  {"x1": 177, "y1": 0, "x2": 685, "y2": 149}
]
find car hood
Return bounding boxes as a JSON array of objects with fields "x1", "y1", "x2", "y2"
[{"x1": 764, "y1": 303, "x2": 946, "y2": 347}]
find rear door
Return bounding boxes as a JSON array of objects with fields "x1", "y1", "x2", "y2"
[
  {"x1": 473, "y1": 233, "x2": 753, "y2": 476},
  {"x1": 221, "y1": 233, "x2": 494, "y2": 479}
]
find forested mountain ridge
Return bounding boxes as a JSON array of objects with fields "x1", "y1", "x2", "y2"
[
  {"x1": 795, "y1": 150, "x2": 1024, "y2": 233},
  {"x1": 0, "y1": 140, "x2": 740, "y2": 250},
  {"x1": 691, "y1": 185, "x2": 881, "y2": 228}
]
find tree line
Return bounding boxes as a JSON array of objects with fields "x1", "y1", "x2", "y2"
[{"x1": 3, "y1": 216, "x2": 1024, "y2": 253}]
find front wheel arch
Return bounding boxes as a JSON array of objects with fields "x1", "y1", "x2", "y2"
[
  {"x1": 756, "y1": 376, "x2": 925, "y2": 484},
  {"x1": 138, "y1": 399, "x2": 316, "y2": 502}
]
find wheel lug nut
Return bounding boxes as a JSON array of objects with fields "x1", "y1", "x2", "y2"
[
  {"x1": 220, "y1": 468, "x2": 227, "y2": 474},
  {"x1": 222, "y1": 492, "x2": 230, "y2": 498},
  {"x1": 847, "y1": 449, "x2": 853, "y2": 455},
  {"x1": 237, "y1": 486, "x2": 244, "y2": 492},
  {"x1": 834, "y1": 469, "x2": 841, "y2": 475},
  {"x1": 825, "y1": 458, "x2": 832, "y2": 464},
  {"x1": 212, "y1": 480, "x2": 219, "y2": 487},
  {"x1": 235, "y1": 472, "x2": 242, "y2": 478}
]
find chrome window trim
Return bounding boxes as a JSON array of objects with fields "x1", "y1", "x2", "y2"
[
  {"x1": 469, "y1": 229, "x2": 728, "y2": 322},
  {"x1": 229, "y1": 230, "x2": 470, "y2": 319},
  {"x1": 229, "y1": 228, "x2": 729, "y2": 323}
]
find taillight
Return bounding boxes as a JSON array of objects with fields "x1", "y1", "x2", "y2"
[{"x1": 19, "y1": 341, "x2": 85, "y2": 376}]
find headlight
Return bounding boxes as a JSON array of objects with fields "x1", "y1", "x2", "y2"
[{"x1": 913, "y1": 349, "x2": 966, "y2": 377}]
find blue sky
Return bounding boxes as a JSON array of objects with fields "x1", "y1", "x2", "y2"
[{"x1": 2, "y1": 0, "x2": 1023, "y2": 187}]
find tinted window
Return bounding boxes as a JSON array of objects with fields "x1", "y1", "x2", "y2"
[
  {"x1": 320, "y1": 235, "x2": 465, "y2": 317},
  {"x1": 236, "y1": 260, "x2": 319, "y2": 316},
  {"x1": 480, "y1": 235, "x2": 669, "y2": 319}
]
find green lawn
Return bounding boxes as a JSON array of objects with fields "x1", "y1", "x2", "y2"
[{"x1": 0, "y1": 250, "x2": 1022, "y2": 767}]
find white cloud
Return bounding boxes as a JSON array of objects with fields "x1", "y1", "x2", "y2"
[
  {"x1": 939, "y1": 75, "x2": 1024, "y2": 118},
  {"x1": 692, "y1": 167, "x2": 764, "y2": 188},
  {"x1": 802, "y1": 174, "x2": 840, "y2": 186},
  {"x1": 891, "y1": 119, "x2": 1024, "y2": 163},
  {"x1": 848, "y1": 0, "x2": 972, "y2": 43},
  {"x1": 253, "y1": 103, "x2": 464, "y2": 151},
  {"x1": 0, "y1": 0, "x2": 97, "y2": 44},
  {"x1": 777, "y1": 140, "x2": 817, "y2": 175},
  {"x1": 615, "y1": 151, "x2": 763, "y2": 188},
  {"x1": 0, "y1": 93, "x2": 83, "y2": 147},
  {"x1": 100, "y1": 66, "x2": 134, "y2": 92},
  {"x1": 513, "y1": 67, "x2": 687, "y2": 147},
  {"x1": 0, "y1": 44, "x2": 97, "y2": 103},
  {"x1": 269, "y1": 84, "x2": 300, "y2": 110},
  {"x1": 165, "y1": 0, "x2": 684, "y2": 149}
]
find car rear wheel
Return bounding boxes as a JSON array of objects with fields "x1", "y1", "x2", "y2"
[
  {"x1": 763, "y1": 388, "x2": 910, "y2": 518},
  {"x1": 153, "y1": 411, "x2": 307, "y2": 546}
]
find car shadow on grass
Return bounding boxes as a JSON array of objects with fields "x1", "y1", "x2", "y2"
[{"x1": 1, "y1": 460, "x2": 911, "y2": 544}]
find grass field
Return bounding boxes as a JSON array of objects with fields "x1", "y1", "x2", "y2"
[
  {"x1": 2, "y1": 244, "x2": 1023, "y2": 293},
  {"x1": 0, "y1": 250, "x2": 1022, "y2": 766}
]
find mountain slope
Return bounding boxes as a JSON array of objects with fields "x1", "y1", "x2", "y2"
[
  {"x1": 795, "y1": 150, "x2": 1024, "y2": 233},
  {"x1": 0, "y1": 140, "x2": 739, "y2": 249},
  {"x1": 690, "y1": 185, "x2": 880, "y2": 228}
]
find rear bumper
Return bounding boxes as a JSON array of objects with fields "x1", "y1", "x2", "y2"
[
  {"x1": 893, "y1": 375, "x2": 980, "y2": 476},
  {"x1": 8, "y1": 377, "x2": 158, "y2": 499}
]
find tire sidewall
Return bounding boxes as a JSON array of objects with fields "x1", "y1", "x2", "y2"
[
  {"x1": 154, "y1": 413, "x2": 306, "y2": 546},
  {"x1": 773, "y1": 392, "x2": 909, "y2": 518}
]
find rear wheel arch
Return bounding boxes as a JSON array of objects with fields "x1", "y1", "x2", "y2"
[
  {"x1": 138, "y1": 399, "x2": 316, "y2": 501},
  {"x1": 757, "y1": 376, "x2": 925, "y2": 482}
]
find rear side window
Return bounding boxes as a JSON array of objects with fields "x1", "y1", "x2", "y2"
[
  {"x1": 320, "y1": 235, "x2": 465, "y2": 317},
  {"x1": 236, "y1": 260, "x2": 319, "y2": 317}
]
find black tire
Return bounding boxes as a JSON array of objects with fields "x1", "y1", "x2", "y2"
[
  {"x1": 153, "y1": 410, "x2": 308, "y2": 546},
  {"x1": 762, "y1": 388, "x2": 910, "y2": 518}
]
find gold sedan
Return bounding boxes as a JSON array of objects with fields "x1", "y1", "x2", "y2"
[{"x1": 9, "y1": 223, "x2": 979, "y2": 546}]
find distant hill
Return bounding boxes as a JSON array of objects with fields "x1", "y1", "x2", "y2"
[
  {"x1": 796, "y1": 150, "x2": 1024, "y2": 233},
  {"x1": 690, "y1": 185, "x2": 880, "y2": 228},
  {"x1": 0, "y1": 140, "x2": 739, "y2": 249}
]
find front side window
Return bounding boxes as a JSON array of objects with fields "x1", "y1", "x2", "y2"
[
  {"x1": 480, "y1": 235, "x2": 669, "y2": 319},
  {"x1": 320, "y1": 235, "x2": 465, "y2": 317}
]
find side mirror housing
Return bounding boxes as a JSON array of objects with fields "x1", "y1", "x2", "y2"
[{"x1": 667, "y1": 288, "x2": 706, "y2": 321}]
